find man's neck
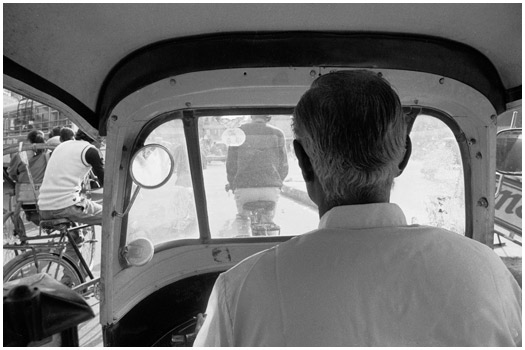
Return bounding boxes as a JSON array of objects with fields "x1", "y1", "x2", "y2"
[
  {"x1": 305, "y1": 169, "x2": 391, "y2": 218},
  {"x1": 317, "y1": 193, "x2": 390, "y2": 218}
]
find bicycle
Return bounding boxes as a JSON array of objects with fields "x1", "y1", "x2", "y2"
[
  {"x1": 3, "y1": 143, "x2": 99, "y2": 297},
  {"x1": 3, "y1": 171, "x2": 25, "y2": 264},
  {"x1": 242, "y1": 201, "x2": 281, "y2": 236},
  {"x1": 225, "y1": 184, "x2": 281, "y2": 237},
  {"x1": 3, "y1": 218, "x2": 99, "y2": 297}
]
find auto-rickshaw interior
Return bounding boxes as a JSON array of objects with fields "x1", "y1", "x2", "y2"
[{"x1": 3, "y1": 3, "x2": 521, "y2": 347}]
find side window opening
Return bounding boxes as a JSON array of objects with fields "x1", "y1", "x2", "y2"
[
  {"x1": 391, "y1": 114, "x2": 465, "y2": 234},
  {"x1": 127, "y1": 119, "x2": 199, "y2": 245},
  {"x1": 495, "y1": 108, "x2": 522, "y2": 258}
]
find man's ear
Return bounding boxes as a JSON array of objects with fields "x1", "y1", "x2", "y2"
[
  {"x1": 293, "y1": 139, "x2": 315, "y2": 182},
  {"x1": 397, "y1": 136, "x2": 412, "y2": 177}
]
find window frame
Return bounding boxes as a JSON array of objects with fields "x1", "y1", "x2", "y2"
[
  {"x1": 124, "y1": 105, "x2": 472, "y2": 253},
  {"x1": 403, "y1": 107, "x2": 470, "y2": 236}
]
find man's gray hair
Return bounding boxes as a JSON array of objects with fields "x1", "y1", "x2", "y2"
[{"x1": 292, "y1": 70, "x2": 407, "y2": 206}]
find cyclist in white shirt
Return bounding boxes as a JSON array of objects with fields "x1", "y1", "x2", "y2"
[
  {"x1": 39, "y1": 129, "x2": 104, "y2": 225},
  {"x1": 38, "y1": 129, "x2": 104, "y2": 287}
]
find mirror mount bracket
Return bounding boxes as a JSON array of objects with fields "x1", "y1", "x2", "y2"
[
  {"x1": 112, "y1": 186, "x2": 142, "y2": 218},
  {"x1": 120, "y1": 237, "x2": 155, "y2": 267}
]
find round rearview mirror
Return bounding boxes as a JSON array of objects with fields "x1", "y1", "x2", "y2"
[
  {"x1": 130, "y1": 144, "x2": 174, "y2": 189},
  {"x1": 496, "y1": 128, "x2": 522, "y2": 175},
  {"x1": 121, "y1": 237, "x2": 155, "y2": 267}
]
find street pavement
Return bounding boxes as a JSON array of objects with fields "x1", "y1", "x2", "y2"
[{"x1": 78, "y1": 226, "x2": 103, "y2": 347}]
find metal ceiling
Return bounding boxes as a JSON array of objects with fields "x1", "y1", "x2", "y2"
[{"x1": 3, "y1": 3, "x2": 522, "y2": 131}]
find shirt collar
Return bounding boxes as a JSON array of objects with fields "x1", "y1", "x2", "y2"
[{"x1": 319, "y1": 203, "x2": 407, "y2": 230}]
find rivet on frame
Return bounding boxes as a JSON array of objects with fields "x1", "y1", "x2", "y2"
[
  {"x1": 111, "y1": 115, "x2": 118, "y2": 121},
  {"x1": 439, "y1": 78, "x2": 445, "y2": 84},
  {"x1": 477, "y1": 197, "x2": 489, "y2": 208},
  {"x1": 170, "y1": 79, "x2": 176, "y2": 86},
  {"x1": 185, "y1": 102, "x2": 192, "y2": 107}
]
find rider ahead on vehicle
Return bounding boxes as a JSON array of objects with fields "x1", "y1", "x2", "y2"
[{"x1": 226, "y1": 115, "x2": 289, "y2": 235}]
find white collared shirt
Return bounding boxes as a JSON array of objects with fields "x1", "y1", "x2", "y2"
[{"x1": 194, "y1": 204, "x2": 521, "y2": 347}]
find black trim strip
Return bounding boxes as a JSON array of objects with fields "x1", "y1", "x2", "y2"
[
  {"x1": 97, "y1": 31, "x2": 508, "y2": 135},
  {"x1": 3, "y1": 56, "x2": 97, "y2": 128},
  {"x1": 506, "y1": 85, "x2": 522, "y2": 104},
  {"x1": 182, "y1": 110, "x2": 211, "y2": 240}
]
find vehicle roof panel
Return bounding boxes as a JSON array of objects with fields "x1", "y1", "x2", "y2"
[{"x1": 3, "y1": 3, "x2": 521, "y2": 131}]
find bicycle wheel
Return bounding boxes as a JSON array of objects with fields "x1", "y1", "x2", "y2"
[
  {"x1": 3, "y1": 251, "x2": 83, "y2": 287},
  {"x1": 79, "y1": 225, "x2": 96, "y2": 270},
  {"x1": 3, "y1": 209, "x2": 25, "y2": 265}
]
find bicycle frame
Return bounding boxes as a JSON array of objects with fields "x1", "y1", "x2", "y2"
[
  {"x1": 3, "y1": 222, "x2": 97, "y2": 291},
  {"x1": 243, "y1": 201, "x2": 281, "y2": 236}
]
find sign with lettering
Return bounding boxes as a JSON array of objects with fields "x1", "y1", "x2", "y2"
[{"x1": 495, "y1": 176, "x2": 522, "y2": 244}]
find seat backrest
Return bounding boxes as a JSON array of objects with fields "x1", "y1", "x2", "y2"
[
  {"x1": 3, "y1": 169, "x2": 16, "y2": 196},
  {"x1": 40, "y1": 218, "x2": 73, "y2": 230},
  {"x1": 243, "y1": 201, "x2": 276, "y2": 211},
  {"x1": 15, "y1": 182, "x2": 41, "y2": 204}
]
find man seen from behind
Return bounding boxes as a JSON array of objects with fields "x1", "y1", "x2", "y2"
[{"x1": 194, "y1": 70, "x2": 521, "y2": 346}]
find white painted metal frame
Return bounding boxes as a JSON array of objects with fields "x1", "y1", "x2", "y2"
[{"x1": 101, "y1": 66, "x2": 497, "y2": 325}]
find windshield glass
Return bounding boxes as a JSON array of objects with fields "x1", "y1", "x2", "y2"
[{"x1": 126, "y1": 112, "x2": 466, "y2": 245}]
